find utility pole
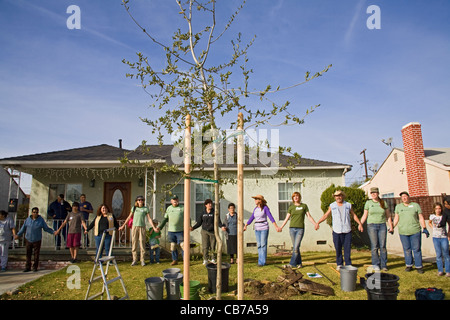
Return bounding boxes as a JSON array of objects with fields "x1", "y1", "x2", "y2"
[{"x1": 360, "y1": 149, "x2": 369, "y2": 180}]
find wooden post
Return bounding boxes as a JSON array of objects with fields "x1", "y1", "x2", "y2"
[
  {"x1": 237, "y1": 112, "x2": 244, "y2": 300},
  {"x1": 183, "y1": 114, "x2": 191, "y2": 300}
]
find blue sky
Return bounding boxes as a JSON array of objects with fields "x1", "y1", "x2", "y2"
[{"x1": 1, "y1": 0, "x2": 449, "y2": 191}]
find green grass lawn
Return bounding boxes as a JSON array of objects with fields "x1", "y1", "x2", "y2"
[{"x1": 1, "y1": 250, "x2": 448, "y2": 300}]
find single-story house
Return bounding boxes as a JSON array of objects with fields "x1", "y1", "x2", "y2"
[
  {"x1": 0, "y1": 142, "x2": 352, "y2": 253},
  {"x1": 360, "y1": 122, "x2": 450, "y2": 256}
]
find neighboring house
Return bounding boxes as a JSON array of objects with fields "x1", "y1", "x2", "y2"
[
  {"x1": 0, "y1": 143, "x2": 352, "y2": 253},
  {"x1": 360, "y1": 122, "x2": 450, "y2": 256},
  {"x1": 0, "y1": 167, "x2": 27, "y2": 213},
  {"x1": 361, "y1": 122, "x2": 450, "y2": 198}
]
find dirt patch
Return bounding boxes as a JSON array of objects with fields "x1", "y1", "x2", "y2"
[{"x1": 244, "y1": 266, "x2": 335, "y2": 300}]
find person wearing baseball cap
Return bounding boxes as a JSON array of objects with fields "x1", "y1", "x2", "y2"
[
  {"x1": 361, "y1": 187, "x2": 393, "y2": 271},
  {"x1": 315, "y1": 189, "x2": 363, "y2": 269},
  {"x1": 393, "y1": 191, "x2": 428, "y2": 273},
  {"x1": 159, "y1": 194, "x2": 185, "y2": 265},
  {"x1": 120, "y1": 195, "x2": 158, "y2": 266}
]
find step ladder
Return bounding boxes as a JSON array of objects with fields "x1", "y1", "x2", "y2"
[{"x1": 85, "y1": 228, "x2": 129, "y2": 300}]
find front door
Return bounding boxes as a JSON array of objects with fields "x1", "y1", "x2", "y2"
[{"x1": 103, "y1": 182, "x2": 132, "y2": 221}]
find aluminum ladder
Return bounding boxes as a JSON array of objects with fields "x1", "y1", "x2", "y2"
[{"x1": 85, "y1": 228, "x2": 129, "y2": 300}]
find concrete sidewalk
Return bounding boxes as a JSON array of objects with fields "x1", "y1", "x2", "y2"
[
  {"x1": 0, "y1": 260, "x2": 71, "y2": 296},
  {"x1": 0, "y1": 269, "x2": 58, "y2": 295}
]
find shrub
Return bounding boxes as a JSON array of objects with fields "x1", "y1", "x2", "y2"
[{"x1": 320, "y1": 184, "x2": 368, "y2": 243}]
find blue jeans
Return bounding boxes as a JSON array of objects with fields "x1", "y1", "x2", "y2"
[
  {"x1": 332, "y1": 231, "x2": 352, "y2": 266},
  {"x1": 432, "y1": 237, "x2": 450, "y2": 273},
  {"x1": 94, "y1": 234, "x2": 112, "y2": 259},
  {"x1": 367, "y1": 223, "x2": 388, "y2": 269},
  {"x1": 149, "y1": 246, "x2": 161, "y2": 263},
  {"x1": 168, "y1": 231, "x2": 184, "y2": 261},
  {"x1": 289, "y1": 228, "x2": 305, "y2": 266},
  {"x1": 399, "y1": 232, "x2": 422, "y2": 268},
  {"x1": 255, "y1": 229, "x2": 269, "y2": 266}
]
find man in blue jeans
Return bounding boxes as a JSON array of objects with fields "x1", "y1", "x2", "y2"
[
  {"x1": 393, "y1": 191, "x2": 429, "y2": 274},
  {"x1": 16, "y1": 207, "x2": 56, "y2": 272},
  {"x1": 316, "y1": 190, "x2": 363, "y2": 269}
]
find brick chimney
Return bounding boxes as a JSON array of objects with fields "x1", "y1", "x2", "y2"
[{"x1": 401, "y1": 122, "x2": 428, "y2": 196}]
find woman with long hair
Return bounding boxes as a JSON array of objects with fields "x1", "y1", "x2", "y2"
[
  {"x1": 244, "y1": 195, "x2": 280, "y2": 267},
  {"x1": 86, "y1": 204, "x2": 119, "y2": 259},
  {"x1": 279, "y1": 192, "x2": 317, "y2": 268}
]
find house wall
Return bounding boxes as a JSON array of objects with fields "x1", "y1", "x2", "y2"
[
  {"x1": 361, "y1": 149, "x2": 409, "y2": 197},
  {"x1": 155, "y1": 168, "x2": 347, "y2": 254},
  {"x1": 425, "y1": 161, "x2": 450, "y2": 195},
  {"x1": 28, "y1": 168, "x2": 148, "y2": 218},
  {"x1": 27, "y1": 166, "x2": 347, "y2": 254}
]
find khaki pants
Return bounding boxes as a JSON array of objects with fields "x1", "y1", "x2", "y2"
[
  {"x1": 201, "y1": 229, "x2": 216, "y2": 260},
  {"x1": 131, "y1": 226, "x2": 146, "y2": 262}
]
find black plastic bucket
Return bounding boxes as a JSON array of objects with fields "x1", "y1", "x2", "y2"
[
  {"x1": 206, "y1": 263, "x2": 230, "y2": 293},
  {"x1": 364, "y1": 272, "x2": 400, "y2": 300}
]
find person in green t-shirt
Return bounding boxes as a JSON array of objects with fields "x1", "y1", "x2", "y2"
[
  {"x1": 279, "y1": 192, "x2": 317, "y2": 268},
  {"x1": 159, "y1": 195, "x2": 185, "y2": 265},
  {"x1": 393, "y1": 191, "x2": 429, "y2": 273},
  {"x1": 361, "y1": 187, "x2": 393, "y2": 271},
  {"x1": 120, "y1": 195, "x2": 158, "y2": 266}
]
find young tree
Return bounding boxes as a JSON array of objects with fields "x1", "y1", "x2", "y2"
[{"x1": 121, "y1": 0, "x2": 331, "y2": 299}]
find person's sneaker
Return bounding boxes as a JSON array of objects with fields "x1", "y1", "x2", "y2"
[
  {"x1": 438, "y1": 272, "x2": 444, "y2": 276},
  {"x1": 131, "y1": 261, "x2": 138, "y2": 266},
  {"x1": 446, "y1": 273, "x2": 450, "y2": 277},
  {"x1": 23, "y1": 268, "x2": 31, "y2": 272},
  {"x1": 296, "y1": 264, "x2": 303, "y2": 269},
  {"x1": 381, "y1": 267, "x2": 388, "y2": 272},
  {"x1": 141, "y1": 261, "x2": 146, "y2": 266},
  {"x1": 1, "y1": 267, "x2": 6, "y2": 272},
  {"x1": 416, "y1": 267, "x2": 424, "y2": 274},
  {"x1": 405, "y1": 266, "x2": 412, "y2": 272},
  {"x1": 203, "y1": 260, "x2": 208, "y2": 265},
  {"x1": 171, "y1": 260, "x2": 178, "y2": 266}
]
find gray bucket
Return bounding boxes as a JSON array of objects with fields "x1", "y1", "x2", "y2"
[
  {"x1": 145, "y1": 277, "x2": 164, "y2": 300},
  {"x1": 162, "y1": 268, "x2": 181, "y2": 277},
  {"x1": 164, "y1": 273, "x2": 183, "y2": 300},
  {"x1": 340, "y1": 266, "x2": 358, "y2": 292}
]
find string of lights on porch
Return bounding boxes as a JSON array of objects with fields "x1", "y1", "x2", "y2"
[{"x1": 30, "y1": 167, "x2": 147, "y2": 181}]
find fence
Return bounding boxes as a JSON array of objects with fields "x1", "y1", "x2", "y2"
[
  {"x1": 13, "y1": 219, "x2": 132, "y2": 249},
  {"x1": 383, "y1": 194, "x2": 447, "y2": 220}
]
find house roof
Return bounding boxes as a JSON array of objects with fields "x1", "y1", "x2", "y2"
[
  {"x1": 0, "y1": 144, "x2": 352, "y2": 171},
  {"x1": 390, "y1": 147, "x2": 450, "y2": 167},
  {"x1": 360, "y1": 147, "x2": 450, "y2": 189},
  {"x1": 424, "y1": 148, "x2": 450, "y2": 166}
]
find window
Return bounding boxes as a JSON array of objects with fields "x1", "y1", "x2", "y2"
[
  {"x1": 195, "y1": 183, "x2": 214, "y2": 220},
  {"x1": 278, "y1": 182, "x2": 301, "y2": 220},
  {"x1": 164, "y1": 183, "x2": 184, "y2": 210},
  {"x1": 48, "y1": 183, "x2": 82, "y2": 205}
]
